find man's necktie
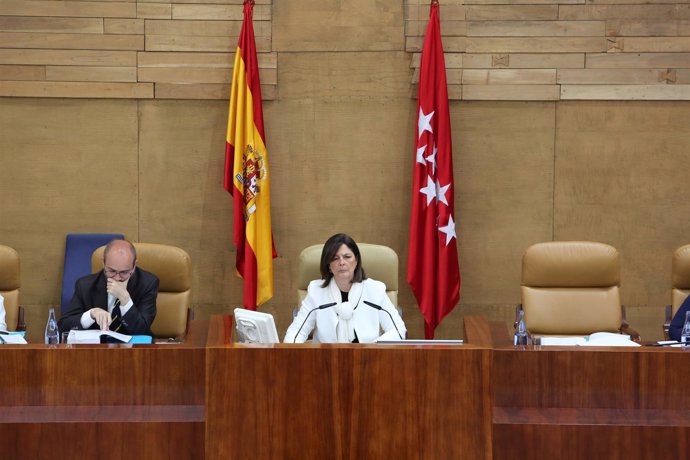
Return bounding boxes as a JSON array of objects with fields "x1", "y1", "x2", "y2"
[{"x1": 110, "y1": 298, "x2": 122, "y2": 332}]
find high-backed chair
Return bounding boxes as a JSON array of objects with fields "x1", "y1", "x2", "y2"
[
  {"x1": 519, "y1": 241, "x2": 638, "y2": 340},
  {"x1": 92, "y1": 243, "x2": 192, "y2": 338},
  {"x1": 297, "y1": 243, "x2": 399, "y2": 307},
  {"x1": 61, "y1": 233, "x2": 124, "y2": 314},
  {"x1": 0, "y1": 245, "x2": 23, "y2": 331},
  {"x1": 663, "y1": 244, "x2": 690, "y2": 339}
]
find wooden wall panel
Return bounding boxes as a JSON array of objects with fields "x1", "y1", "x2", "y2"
[
  {"x1": 586, "y1": 52, "x2": 690, "y2": 68},
  {"x1": 0, "y1": 16, "x2": 104, "y2": 34},
  {"x1": 137, "y1": 100, "x2": 238, "y2": 309},
  {"x1": 104, "y1": 18, "x2": 144, "y2": 35},
  {"x1": 273, "y1": 0, "x2": 403, "y2": 52},
  {"x1": 0, "y1": 81, "x2": 153, "y2": 97},
  {"x1": 278, "y1": 51, "x2": 411, "y2": 98},
  {"x1": 561, "y1": 84, "x2": 690, "y2": 100},
  {"x1": 554, "y1": 101, "x2": 690, "y2": 308},
  {"x1": 136, "y1": 3, "x2": 172, "y2": 20},
  {"x1": 467, "y1": 20, "x2": 604, "y2": 37},
  {"x1": 0, "y1": 64, "x2": 45, "y2": 80},
  {"x1": 0, "y1": 49, "x2": 137, "y2": 66},
  {"x1": 0, "y1": 32, "x2": 144, "y2": 50},
  {"x1": 0, "y1": 1, "x2": 275, "y2": 99},
  {"x1": 2, "y1": 1, "x2": 690, "y2": 100},
  {"x1": 0, "y1": 1, "x2": 137, "y2": 19},
  {"x1": 558, "y1": 68, "x2": 669, "y2": 85},
  {"x1": 405, "y1": 0, "x2": 690, "y2": 100},
  {"x1": 455, "y1": 102, "x2": 555, "y2": 306},
  {"x1": 45, "y1": 65, "x2": 138, "y2": 83},
  {"x1": 0, "y1": 98, "x2": 140, "y2": 307}
]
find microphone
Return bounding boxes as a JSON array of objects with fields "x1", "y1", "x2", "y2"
[
  {"x1": 293, "y1": 302, "x2": 336, "y2": 343},
  {"x1": 363, "y1": 300, "x2": 404, "y2": 340}
]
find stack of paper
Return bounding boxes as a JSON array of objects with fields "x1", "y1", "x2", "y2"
[
  {"x1": 581, "y1": 332, "x2": 640, "y2": 347},
  {"x1": 539, "y1": 336, "x2": 587, "y2": 346},
  {"x1": 0, "y1": 333, "x2": 28, "y2": 344},
  {"x1": 67, "y1": 330, "x2": 132, "y2": 344},
  {"x1": 540, "y1": 332, "x2": 640, "y2": 347}
]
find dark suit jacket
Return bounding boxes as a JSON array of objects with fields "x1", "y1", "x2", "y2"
[
  {"x1": 670, "y1": 294, "x2": 690, "y2": 341},
  {"x1": 58, "y1": 267, "x2": 159, "y2": 336}
]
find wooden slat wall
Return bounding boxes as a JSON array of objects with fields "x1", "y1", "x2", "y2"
[
  {"x1": 406, "y1": 0, "x2": 690, "y2": 100},
  {"x1": 0, "y1": 0, "x2": 276, "y2": 100},
  {"x1": 3, "y1": 1, "x2": 690, "y2": 100}
]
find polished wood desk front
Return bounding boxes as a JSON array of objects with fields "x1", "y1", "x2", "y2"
[
  {"x1": 205, "y1": 315, "x2": 492, "y2": 460},
  {"x1": 464, "y1": 316, "x2": 690, "y2": 460},
  {"x1": 18, "y1": 314, "x2": 680, "y2": 460},
  {"x1": 0, "y1": 321, "x2": 208, "y2": 460}
]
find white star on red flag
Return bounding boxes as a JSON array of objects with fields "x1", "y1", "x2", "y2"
[
  {"x1": 417, "y1": 108, "x2": 434, "y2": 139},
  {"x1": 419, "y1": 175, "x2": 437, "y2": 205},
  {"x1": 416, "y1": 145, "x2": 427, "y2": 165},
  {"x1": 435, "y1": 180, "x2": 450, "y2": 206},
  {"x1": 425, "y1": 144, "x2": 437, "y2": 175},
  {"x1": 439, "y1": 214, "x2": 457, "y2": 246}
]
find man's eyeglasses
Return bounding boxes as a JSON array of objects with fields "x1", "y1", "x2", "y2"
[{"x1": 104, "y1": 267, "x2": 135, "y2": 278}]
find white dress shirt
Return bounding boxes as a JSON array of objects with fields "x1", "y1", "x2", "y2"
[{"x1": 79, "y1": 294, "x2": 134, "y2": 329}]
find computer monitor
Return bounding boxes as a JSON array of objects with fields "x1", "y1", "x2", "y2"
[{"x1": 233, "y1": 308, "x2": 279, "y2": 344}]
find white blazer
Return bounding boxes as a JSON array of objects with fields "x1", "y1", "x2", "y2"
[{"x1": 284, "y1": 278, "x2": 406, "y2": 343}]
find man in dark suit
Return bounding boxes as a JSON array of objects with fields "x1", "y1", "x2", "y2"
[{"x1": 58, "y1": 239, "x2": 159, "y2": 336}]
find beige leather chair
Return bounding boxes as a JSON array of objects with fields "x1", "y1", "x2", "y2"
[
  {"x1": 519, "y1": 241, "x2": 637, "y2": 339},
  {"x1": 0, "y1": 245, "x2": 23, "y2": 331},
  {"x1": 663, "y1": 244, "x2": 690, "y2": 339},
  {"x1": 297, "y1": 243, "x2": 399, "y2": 307},
  {"x1": 92, "y1": 243, "x2": 192, "y2": 338}
]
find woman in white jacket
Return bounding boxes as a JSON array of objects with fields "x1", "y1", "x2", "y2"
[{"x1": 284, "y1": 234, "x2": 406, "y2": 343}]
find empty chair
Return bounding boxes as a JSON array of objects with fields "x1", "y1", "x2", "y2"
[
  {"x1": 297, "y1": 243, "x2": 399, "y2": 307},
  {"x1": 92, "y1": 242, "x2": 192, "y2": 338},
  {"x1": 61, "y1": 233, "x2": 124, "y2": 315},
  {"x1": 663, "y1": 244, "x2": 690, "y2": 340},
  {"x1": 0, "y1": 245, "x2": 23, "y2": 331},
  {"x1": 518, "y1": 241, "x2": 637, "y2": 339}
]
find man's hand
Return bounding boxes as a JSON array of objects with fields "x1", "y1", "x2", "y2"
[
  {"x1": 89, "y1": 307, "x2": 112, "y2": 331},
  {"x1": 107, "y1": 278, "x2": 131, "y2": 305}
]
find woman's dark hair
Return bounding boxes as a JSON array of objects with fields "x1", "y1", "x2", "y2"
[{"x1": 320, "y1": 233, "x2": 367, "y2": 288}]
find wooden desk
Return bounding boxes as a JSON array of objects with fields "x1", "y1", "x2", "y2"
[
  {"x1": 465, "y1": 316, "x2": 690, "y2": 460},
  {"x1": 0, "y1": 321, "x2": 208, "y2": 460},
  {"x1": 205, "y1": 315, "x2": 492, "y2": 460}
]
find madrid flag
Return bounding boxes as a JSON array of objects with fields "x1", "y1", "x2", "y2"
[
  {"x1": 407, "y1": 0, "x2": 460, "y2": 339},
  {"x1": 224, "y1": 0, "x2": 276, "y2": 309}
]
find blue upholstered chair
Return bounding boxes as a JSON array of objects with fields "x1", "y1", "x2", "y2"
[{"x1": 61, "y1": 233, "x2": 124, "y2": 315}]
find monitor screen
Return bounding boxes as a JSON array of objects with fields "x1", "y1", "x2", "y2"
[{"x1": 233, "y1": 308, "x2": 279, "y2": 344}]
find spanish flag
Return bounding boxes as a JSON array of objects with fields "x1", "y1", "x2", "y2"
[{"x1": 224, "y1": 0, "x2": 276, "y2": 309}]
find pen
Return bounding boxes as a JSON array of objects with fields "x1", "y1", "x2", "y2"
[{"x1": 0, "y1": 331, "x2": 8, "y2": 335}]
